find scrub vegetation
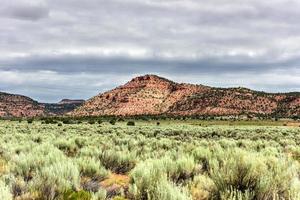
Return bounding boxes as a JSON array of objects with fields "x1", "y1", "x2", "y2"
[{"x1": 0, "y1": 119, "x2": 300, "y2": 200}]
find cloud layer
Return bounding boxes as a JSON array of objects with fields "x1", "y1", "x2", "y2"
[{"x1": 0, "y1": 0, "x2": 299, "y2": 102}]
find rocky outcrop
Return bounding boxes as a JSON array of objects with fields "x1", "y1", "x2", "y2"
[{"x1": 72, "y1": 75, "x2": 300, "y2": 117}]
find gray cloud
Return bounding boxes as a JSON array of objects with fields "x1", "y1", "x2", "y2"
[
  {"x1": 0, "y1": 0, "x2": 300, "y2": 102},
  {"x1": 1, "y1": 52, "x2": 299, "y2": 75},
  {"x1": 1, "y1": 0, "x2": 49, "y2": 21}
]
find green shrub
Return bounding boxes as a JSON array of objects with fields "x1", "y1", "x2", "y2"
[
  {"x1": 62, "y1": 189, "x2": 91, "y2": 200},
  {"x1": 2, "y1": 119, "x2": 300, "y2": 200},
  {"x1": 62, "y1": 118, "x2": 73, "y2": 124},
  {"x1": 129, "y1": 159, "x2": 191, "y2": 200},
  {"x1": 100, "y1": 150, "x2": 136, "y2": 174},
  {"x1": 190, "y1": 175, "x2": 216, "y2": 200},
  {"x1": 55, "y1": 140, "x2": 78, "y2": 157},
  {"x1": 32, "y1": 161, "x2": 80, "y2": 200},
  {"x1": 76, "y1": 157, "x2": 108, "y2": 181},
  {"x1": 0, "y1": 181, "x2": 12, "y2": 200},
  {"x1": 209, "y1": 149, "x2": 300, "y2": 199},
  {"x1": 79, "y1": 147, "x2": 101, "y2": 158},
  {"x1": 44, "y1": 118, "x2": 57, "y2": 124},
  {"x1": 11, "y1": 177, "x2": 27, "y2": 197},
  {"x1": 75, "y1": 138, "x2": 86, "y2": 149},
  {"x1": 33, "y1": 137, "x2": 42, "y2": 143},
  {"x1": 91, "y1": 188, "x2": 106, "y2": 200},
  {"x1": 88, "y1": 120, "x2": 95, "y2": 125},
  {"x1": 166, "y1": 156, "x2": 198, "y2": 183},
  {"x1": 12, "y1": 144, "x2": 66, "y2": 181},
  {"x1": 112, "y1": 196, "x2": 127, "y2": 200},
  {"x1": 127, "y1": 121, "x2": 135, "y2": 126},
  {"x1": 220, "y1": 188, "x2": 254, "y2": 200},
  {"x1": 110, "y1": 120, "x2": 116, "y2": 125},
  {"x1": 192, "y1": 146, "x2": 213, "y2": 172}
]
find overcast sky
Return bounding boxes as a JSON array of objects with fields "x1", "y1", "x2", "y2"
[{"x1": 0, "y1": 0, "x2": 300, "y2": 102}]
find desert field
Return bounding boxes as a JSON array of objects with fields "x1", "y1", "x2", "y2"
[{"x1": 0, "y1": 119, "x2": 300, "y2": 200}]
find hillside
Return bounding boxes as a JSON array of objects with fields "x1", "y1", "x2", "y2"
[
  {"x1": 72, "y1": 74, "x2": 300, "y2": 117},
  {"x1": 0, "y1": 92, "x2": 84, "y2": 118},
  {"x1": 0, "y1": 92, "x2": 45, "y2": 118}
]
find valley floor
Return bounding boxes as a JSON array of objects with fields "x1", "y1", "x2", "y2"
[{"x1": 0, "y1": 120, "x2": 300, "y2": 200}]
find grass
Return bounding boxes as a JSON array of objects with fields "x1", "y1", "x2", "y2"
[
  {"x1": 0, "y1": 158, "x2": 8, "y2": 175},
  {"x1": 0, "y1": 180, "x2": 13, "y2": 200},
  {"x1": 100, "y1": 173, "x2": 130, "y2": 188},
  {"x1": 0, "y1": 119, "x2": 299, "y2": 199}
]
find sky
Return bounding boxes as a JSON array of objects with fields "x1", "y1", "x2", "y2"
[{"x1": 0, "y1": 0, "x2": 300, "y2": 102}]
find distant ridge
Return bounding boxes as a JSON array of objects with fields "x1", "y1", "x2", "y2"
[
  {"x1": 71, "y1": 74, "x2": 300, "y2": 118},
  {"x1": 44, "y1": 99, "x2": 85, "y2": 116},
  {"x1": 58, "y1": 99, "x2": 85, "y2": 105},
  {"x1": 0, "y1": 92, "x2": 84, "y2": 118}
]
